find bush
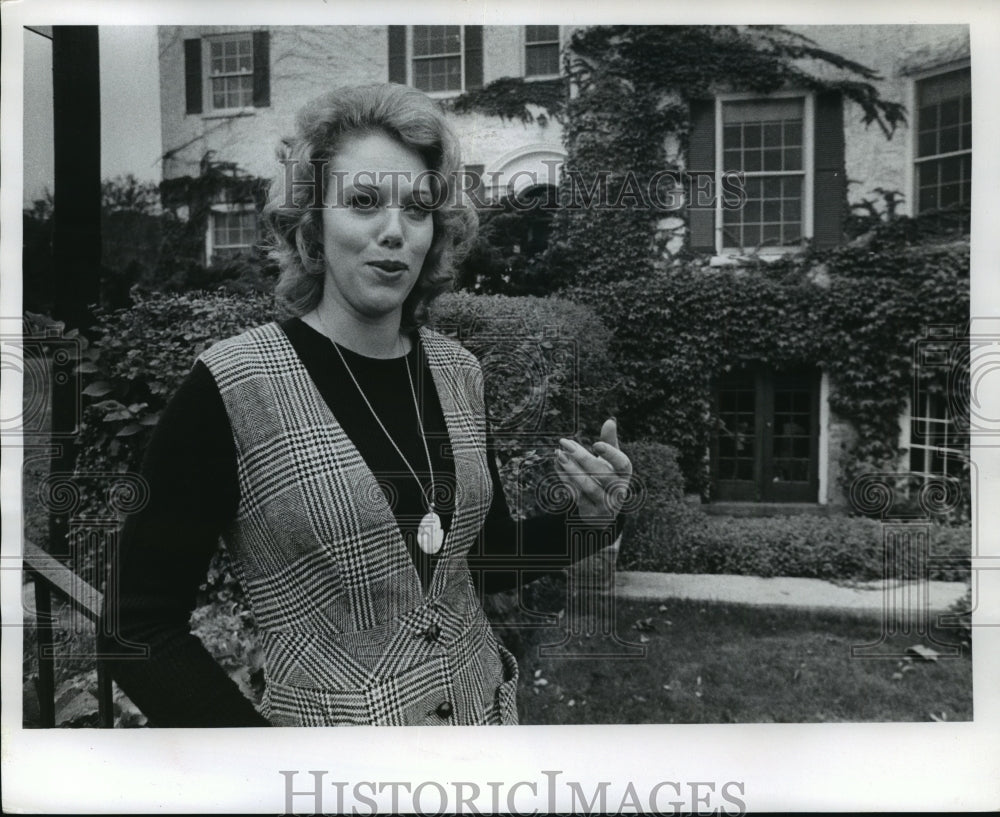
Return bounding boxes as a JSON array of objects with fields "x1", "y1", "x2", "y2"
[
  {"x1": 430, "y1": 292, "x2": 618, "y2": 516},
  {"x1": 619, "y1": 510, "x2": 971, "y2": 583}
]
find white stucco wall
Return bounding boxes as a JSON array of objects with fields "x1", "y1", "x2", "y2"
[
  {"x1": 787, "y1": 24, "x2": 969, "y2": 217},
  {"x1": 158, "y1": 25, "x2": 566, "y2": 187}
]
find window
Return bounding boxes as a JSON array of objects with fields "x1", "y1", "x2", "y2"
[
  {"x1": 208, "y1": 207, "x2": 257, "y2": 260},
  {"x1": 184, "y1": 31, "x2": 270, "y2": 115},
  {"x1": 909, "y1": 390, "x2": 966, "y2": 483},
  {"x1": 525, "y1": 26, "x2": 560, "y2": 78},
  {"x1": 387, "y1": 26, "x2": 482, "y2": 94},
  {"x1": 720, "y1": 97, "x2": 809, "y2": 252},
  {"x1": 688, "y1": 91, "x2": 844, "y2": 256},
  {"x1": 209, "y1": 34, "x2": 254, "y2": 109},
  {"x1": 412, "y1": 26, "x2": 463, "y2": 92},
  {"x1": 914, "y1": 66, "x2": 971, "y2": 231}
]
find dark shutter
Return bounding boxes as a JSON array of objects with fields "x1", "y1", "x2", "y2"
[
  {"x1": 184, "y1": 38, "x2": 202, "y2": 115},
  {"x1": 464, "y1": 25, "x2": 483, "y2": 90},
  {"x1": 812, "y1": 91, "x2": 845, "y2": 249},
  {"x1": 688, "y1": 98, "x2": 716, "y2": 253},
  {"x1": 252, "y1": 31, "x2": 270, "y2": 107},
  {"x1": 388, "y1": 26, "x2": 407, "y2": 84}
]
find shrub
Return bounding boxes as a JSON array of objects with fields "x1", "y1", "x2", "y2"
[
  {"x1": 619, "y1": 511, "x2": 971, "y2": 583},
  {"x1": 430, "y1": 292, "x2": 617, "y2": 498}
]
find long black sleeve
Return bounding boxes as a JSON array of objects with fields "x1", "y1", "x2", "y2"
[{"x1": 98, "y1": 362, "x2": 269, "y2": 726}]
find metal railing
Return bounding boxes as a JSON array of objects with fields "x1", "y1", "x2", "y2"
[{"x1": 23, "y1": 538, "x2": 114, "y2": 728}]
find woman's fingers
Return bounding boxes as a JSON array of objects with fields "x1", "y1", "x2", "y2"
[
  {"x1": 558, "y1": 437, "x2": 630, "y2": 480},
  {"x1": 554, "y1": 449, "x2": 606, "y2": 501},
  {"x1": 593, "y1": 440, "x2": 632, "y2": 478}
]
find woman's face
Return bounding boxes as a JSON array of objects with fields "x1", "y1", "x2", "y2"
[{"x1": 320, "y1": 130, "x2": 435, "y2": 325}]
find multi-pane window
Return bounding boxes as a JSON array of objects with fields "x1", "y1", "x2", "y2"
[
  {"x1": 209, "y1": 34, "x2": 254, "y2": 110},
  {"x1": 412, "y1": 26, "x2": 462, "y2": 92},
  {"x1": 717, "y1": 379, "x2": 756, "y2": 482},
  {"x1": 212, "y1": 209, "x2": 257, "y2": 254},
  {"x1": 915, "y1": 67, "x2": 971, "y2": 229},
  {"x1": 525, "y1": 25, "x2": 560, "y2": 78},
  {"x1": 721, "y1": 98, "x2": 806, "y2": 250},
  {"x1": 909, "y1": 390, "x2": 966, "y2": 482}
]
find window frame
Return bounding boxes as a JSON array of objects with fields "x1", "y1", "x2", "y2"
[
  {"x1": 201, "y1": 31, "x2": 257, "y2": 116},
  {"x1": 408, "y1": 25, "x2": 465, "y2": 98},
  {"x1": 206, "y1": 203, "x2": 258, "y2": 261},
  {"x1": 905, "y1": 390, "x2": 967, "y2": 484},
  {"x1": 714, "y1": 90, "x2": 815, "y2": 257},
  {"x1": 523, "y1": 25, "x2": 561, "y2": 81},
  {"x1": 905, "y1": 59, "x2": 971, "y2": 221}
]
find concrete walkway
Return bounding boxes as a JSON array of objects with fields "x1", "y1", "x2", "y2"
[{"x1": 612, "y1": 571, "x2": 969, "y2": 616}]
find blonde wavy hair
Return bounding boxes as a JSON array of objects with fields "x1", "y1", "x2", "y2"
[{"x1": 262, "y1": 83, "x2": 477, "y2": 329}]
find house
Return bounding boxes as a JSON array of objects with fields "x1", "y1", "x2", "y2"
[{"x1": 156, "y1": 23, "x2": 971, "y2": 509}]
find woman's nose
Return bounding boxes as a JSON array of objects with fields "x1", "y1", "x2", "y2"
[{"x1": 377, "y1": 207, "x2": 404, "y2": 248}]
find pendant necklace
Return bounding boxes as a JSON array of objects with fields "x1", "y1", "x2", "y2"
[{"x1": 324, "y1": 323, "x2": 445, "y2": 555}]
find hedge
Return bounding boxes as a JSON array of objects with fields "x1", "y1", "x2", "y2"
[{"x1": 618, "y1": 510, "x2": 971, "y2": 583}]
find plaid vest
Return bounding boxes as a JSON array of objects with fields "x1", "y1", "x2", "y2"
[{"x1": 199, "y1": 323, "x2": 518, "y2": 726}]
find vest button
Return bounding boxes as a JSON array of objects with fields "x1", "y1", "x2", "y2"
[
  {"x1": 423, "y1": 623, "x2": 441, "y2": 642},
  {"x1": 435, "y1": 701, "x2": 453, "y2": 719}
]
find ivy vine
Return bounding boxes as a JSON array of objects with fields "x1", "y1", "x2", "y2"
[{"x1": 449, "y1": 76, "x2": 567, "y2": 125}]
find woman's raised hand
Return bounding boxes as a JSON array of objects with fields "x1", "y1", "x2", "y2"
[{"x1": 554, "y1": 418, "x2": 633, "y2": 523}]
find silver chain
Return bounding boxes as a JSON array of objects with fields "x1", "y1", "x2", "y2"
[{"x1": 322, "y1": 323, "x2": 437, "y2": 512}]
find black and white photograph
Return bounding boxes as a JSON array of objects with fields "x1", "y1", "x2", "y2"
[{"x1": 3, "y1": 0, "x2": 999, "y2": 813}]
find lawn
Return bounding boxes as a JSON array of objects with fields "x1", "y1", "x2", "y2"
[{"x1": 498, "y1": 592, "x2": 972, "y2": 724}]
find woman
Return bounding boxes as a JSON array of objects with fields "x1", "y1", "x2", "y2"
[{"x1": 100, "y1": 83, "x2": 631, "y2": 727}]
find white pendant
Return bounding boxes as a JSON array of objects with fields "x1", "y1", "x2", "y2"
[{"x1": 417, "y1": 510, "x2": 445, "y2": 555}]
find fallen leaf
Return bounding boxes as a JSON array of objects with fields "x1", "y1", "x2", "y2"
[
  {"x1": 567, "y1": 699, "x2": 575, "y2": 707},
  {"x1": 907, "y1": 645, "x2": 941, "y2": 662},
  {"x1": 658, "y1": 605, "x2": 668, "y2": 612},
  {"x1": 662, "y1": 684, "x2": 672, "y2": 691},
  {"x1": 533, "y1": 678, "x2": 549, "y2": 687},
  {"x1": 695, "y1": 691, "x2": 703, "y2": 698},
  {"x1": 639, "y1": 634, "x2": 650, "y2": 643},
  {"x1": 632, "y1": 617, "x2": 655, "y2": 631},
  {"x1": 891, "y1": 672, "x2": 903, "y2": 681},
  {"x1": 534, "y1": 668, "x2": 542, "y2": 679}
]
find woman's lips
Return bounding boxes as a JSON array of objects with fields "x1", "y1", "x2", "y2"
[{"x1": 367, "y1": 260, "x2": 408, "y2": 272}]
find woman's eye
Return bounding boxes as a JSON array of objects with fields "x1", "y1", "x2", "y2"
[
  {"x1": 404, "y1": 200, "x2": 432, "y2": 219},
  {"x1": 350, "y1": 192, "x2": 378, "y2": 211}
]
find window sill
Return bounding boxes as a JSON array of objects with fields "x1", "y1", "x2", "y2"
[
  {"x1": 710, "y1": 248, "x2": 804, "y2": 266},
  {"x1": 523, "y1": 73, "x2": 562, "y2": 82},
  {"x1": 420, "y1": 89, "x2": 465, "y2": 100},
  {"x1": 200, "y1": 107, "x2": 260, "y2": 120}
]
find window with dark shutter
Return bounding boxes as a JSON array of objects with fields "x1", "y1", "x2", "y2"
[
  {"x1": 406, "y1": 26, "x2": 482, "y2": 92},
  {"x1": 687, "y1": 93, "x2": 844, "y2": 255},
  {"x1": 194, "y1": 31, "x2": 269, "y2": 113}
]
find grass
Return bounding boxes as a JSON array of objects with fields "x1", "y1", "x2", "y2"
[{"x1": 498, "y1": 591, "x2": 972, "y2": 724}]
